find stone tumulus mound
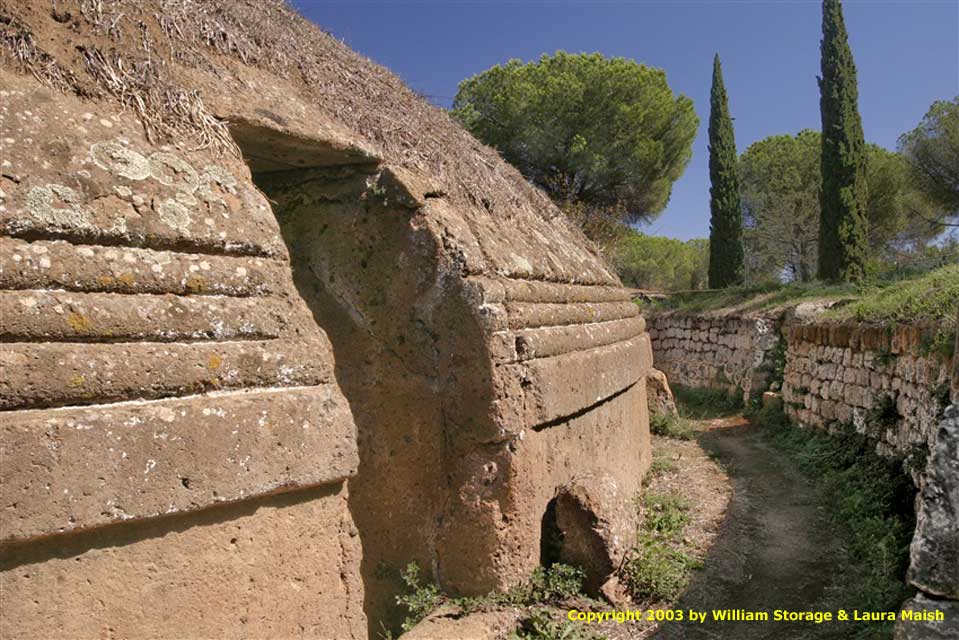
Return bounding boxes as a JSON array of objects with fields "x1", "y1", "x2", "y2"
[{"x1": 0, "y1": 1, "x2": 653, "y2": 636}]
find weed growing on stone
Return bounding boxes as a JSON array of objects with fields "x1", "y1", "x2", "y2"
[
  {"x1": 750, "y1": 402, "x2": 916, "y2": 638},
  {"x1": 866, "y1": 394, "x2": 901, "y2": 430},
  {"x1": 395, "y1": 562, "x2": 442, "y2": 633},
  {"x1": 391, "y1": 562, "x2": 591, "y2": 635},
  {"x1": 649, "y1": 413, "x2": 696, "y2": 440}
]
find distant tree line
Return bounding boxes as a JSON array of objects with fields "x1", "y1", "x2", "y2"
[
  {"x1": 614, "y1": 232, "x2": 709, "y2": 291},
  {"x1": 451, "y1": 0, "x2": 957, "y2": 291}
]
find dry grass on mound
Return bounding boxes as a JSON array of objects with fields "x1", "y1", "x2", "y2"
[{"x1": 0, "y1": 0, "x2": 564, "y2": 228}]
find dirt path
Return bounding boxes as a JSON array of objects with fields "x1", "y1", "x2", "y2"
[{"x1": 653, "y1": 416, "x2": 846, "y2": 640}]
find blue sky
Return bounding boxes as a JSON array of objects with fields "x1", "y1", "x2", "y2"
[{"x1": 291, "y1": 0, "x2": 958, "y2": 241}]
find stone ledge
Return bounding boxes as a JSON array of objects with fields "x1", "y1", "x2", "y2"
[{"x1": 0, "y1": 384, "x2": 357, "y2": 543}]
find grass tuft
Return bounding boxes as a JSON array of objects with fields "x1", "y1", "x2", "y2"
[
  {"x1": 622, "y1": 490, "x2": 701, "y2": 602},
  {"x1": 649, "y1": 413, "x2": 696, "y2": 440},
  {"x1": 672, "y1": 385, "x2": 743, "y2": 419},
  {"x1": 508, "y1": 609, "x2": 607, "y2": 640},
  {"x1": 622, "y1": 540, "x2": 702, "y2": 602},
  {"x1": 390, "y1": 562, "x2": 591, "y2": 636},
  {"x1": 638, "y1": 493, "x2": 692, "y2": 539}
]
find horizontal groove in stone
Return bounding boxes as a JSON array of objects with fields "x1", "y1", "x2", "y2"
[
  {"x1": 503, "y1": 333, "x2": 652, "y2": 430},
  {"x1": 2, "y1": 227, "x2": 280, "y2": 259},
  {"x1": 465, "y1": 275, "x2": 635, "y2": 304}
]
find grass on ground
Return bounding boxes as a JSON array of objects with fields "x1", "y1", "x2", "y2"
[
  {"x1": 621, "y1": 491, "x2": 702, "y2": 602},
  {"x1": 671, "y1": 385, "x2": 744, "y2": 420},
  {"x1": 747, "y1": 401, "x2": 917, "y2": 639},
  {"x1": 640, "y1": 264, "x2": 958, "y2": 325},
  {"x1": 389, "y1": 562, "x2": 603, "y2": 638},
  {"x1": 641, "y1": 280, "x2": 855, "y2": 315},
  {"x1": 823, "y1": 264, "x2": 959, "y2": 323},
  {"x1": 649, "y1": 413, "x2": 695, "y2": 440}
]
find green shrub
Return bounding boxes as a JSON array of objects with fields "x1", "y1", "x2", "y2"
[
  {"x1": 672, "y1": 384, "x2": 744, "y2": 419},
  {"x1": 621, "y1": 488, "x2": 700, "y2": 602},
  {"x1": 638, "y1": 493, "x2": 691, "y2": 539},
  {"x1": 649, "y1": 413, "x2": 695, "y2": 440},
  {"x1": 395, "y1": 563, "x2": 441, "y2": 632},
  {"x1": 520, "y1": 564, "x2": 585, "y2": 604},
  {"x1": 866, "y1": 394, "x2": 901, "y2": 431},
  {"x1": 392, "y1": 562, "x2": 591, "y2": 634},
  {"x1": 622, "y1": 539, "x2": 702, "y2": 601},
  {"x1": 509, "y1": 609, "x2": 607, "y2": 640}
]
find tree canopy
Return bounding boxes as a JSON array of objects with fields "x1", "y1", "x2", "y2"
[
  {"x1": 707, "y1": 54, "x2": 745, "y2": 288},
  {"x1": 740, "y1": 130, "x2": 945, "y2": 282},
  {"x1": 452, "y1": 52, "x2": 698, "y2": 225},
  {"x1": 818, "y1": 0, "x2": 870, "y2": 283},
  {"x1": 897, "y1": 97, "x2": 959, "y2": 222},
  {"x1": 740, "y1": 130, "x2": 821, "y2": 282},
  {"x1": 614, "y1": 231, "x2": 709, "y2": 292}
]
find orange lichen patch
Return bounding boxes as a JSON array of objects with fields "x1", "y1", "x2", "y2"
[
  {"x1": 118, "y1": 273, "x2": 135, "y2": 286},
  {"x1": 67, "y1": 375, "x2": 86, "y2": 388},
  {"x1": 207, "y1": 354, "x2": 223, "y2": 370},
  {"x1": 186, "y1": 276, "x2": 205, "y2": 293},
  {"x1": 98, "y1": 275, "x2": 115, "y2": 286},
  {"x1": 66, "y1": 313, "x2": 92, "y2": 332}
]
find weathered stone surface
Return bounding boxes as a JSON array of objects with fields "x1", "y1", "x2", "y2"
[
  {"x1": 264, "y1": 168, "x2": 652, "y2": 626},
  {"x1": 894, "y1": 594, "x2": 959, "y2": 640},
  {"x1": 0, "y1": 482, "x2": 366, "y2": 640},
  {"x1": 908, "y1": 405, "x2": 959, "y2": 599},
  {"x1": 1, "y1": 339, "x2": 332, "y2": 410},
  {"x1": 1, "y1": 4, "x2": 653, "y2": 637},
  {"x1": 781, "y1": 322, "x2": 951, "y2": 457},
  {"x1": 502, "y1": 300, "x2": 639, "y2": 330},
  {"x1": 399, "y1": 606, "x2": 523, "y2": 640},
  {"x1": 647, "y1": 311, "x2": 784, "y2": 404},
  {"x1": 0, "y1": 290, "x2": 287, "y2": 342},
  {"x1": 1, "y1": 65, "x2": 367, "y2": 636},
  {"x1": 1, "y1": 385, "x2": 356, "y2": 542},
  {"x1": 0, "y1": 237, "x2": 285, "y2": 296},
  {"x1": 650, "y1": 307, "x2": 951, "y2": 459},
  {"x1": 647, "y1": 368, "x2": 678, "y2": 416}
]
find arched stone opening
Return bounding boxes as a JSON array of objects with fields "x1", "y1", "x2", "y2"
[{"x1": 540, "y1": 490, "x2": 615, "y2": 595}]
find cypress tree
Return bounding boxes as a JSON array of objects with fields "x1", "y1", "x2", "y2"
[
  {"x1": 818, "y1": 0, "x2": 869, "y2": 282},
  {"x1": 707, "y1": 54, "x2": 745, "y2": 289}
]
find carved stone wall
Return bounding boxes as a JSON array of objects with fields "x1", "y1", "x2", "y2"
[
  {"x1": 782, "y1": 323, "x2": 953, "y2": 458},
  {"x1": 0, "y1": 2, "x2": 653, "y2": 635},
  {"x1": 0, "y1": 70, "x2": 367, "y2": 638},
  {"x1": 646, "y1": 311, "x2": 783, "y2": 404}
]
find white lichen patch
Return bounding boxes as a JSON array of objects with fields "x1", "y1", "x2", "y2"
[
  {"x1": 25, "y1": 184, "x2": 91, "y2": 228},
  {"x1": 157, "y1": 199, "x2": 192, "y2": 233},
  {"x1": 149, "y1": 152, "x2": 199, "y2": 192},
  {"x1": 90, "y1": 142, "x2": 151, "y2": 180}
]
